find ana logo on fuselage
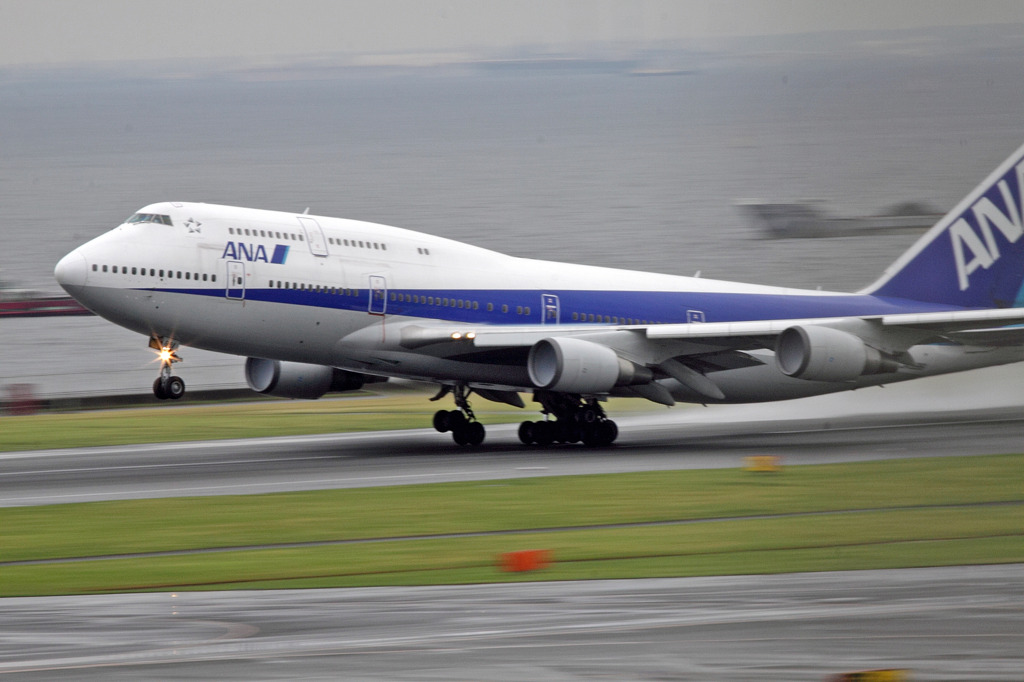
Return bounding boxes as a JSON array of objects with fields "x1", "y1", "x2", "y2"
[
  {"x1": 951, "y1": 159, "x2": 1024, "y2": 290},
  {"x1": 221, "y1": 242, "x2": 289, "y2": 265}
]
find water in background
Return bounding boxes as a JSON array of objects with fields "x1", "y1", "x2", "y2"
[{"x1": 3, "y1": 45, "x2": 1024, "y2": 397}]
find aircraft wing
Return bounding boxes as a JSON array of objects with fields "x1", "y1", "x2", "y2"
[
  {"x1": 397, "y1": 306, "x2": 1024, "y2": 352},
  {"x1": 645, "y1": 307, "x2": 1024, "y2": 339}
]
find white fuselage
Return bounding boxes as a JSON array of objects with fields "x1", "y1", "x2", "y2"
[{"x1": 55, "y1": 202, "x2": 1024, "y2": 404}]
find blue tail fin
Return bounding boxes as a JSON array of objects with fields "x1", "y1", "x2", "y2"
[{"x1": 865, "y1": 141, "x2": 1024, "y2": 309}]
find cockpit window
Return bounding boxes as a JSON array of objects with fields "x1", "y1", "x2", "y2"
[{"x1": 126, "y1": 213, "x2": 173, "y2": 226}]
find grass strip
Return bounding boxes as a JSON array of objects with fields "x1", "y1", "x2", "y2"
[
  {"x1": 3, "y1": 454, "x2": 1022, "y2": 562},
  {"x1": 2, "y1": 507, "x2": 1020, "y2": 595},
  {"x1": 1, "y1": 454, "x2": 1021, "y2": 596}
]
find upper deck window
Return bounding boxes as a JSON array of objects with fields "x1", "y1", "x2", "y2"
[{"x1": 127, "y1": 213, "x2": 173, "y2": 226}]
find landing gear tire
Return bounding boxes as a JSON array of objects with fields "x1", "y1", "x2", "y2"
[
  {"x1": 451, "y1": 420, "x2": 486, "y2": 446},
  {"x1": 165, "y1": 376, "x2": 185, "y2": 400},
  {"x1": 446, "y1": 410, "x2": 466, "y2": 431},
  {"x1": 433, "y1": 410, "x2": 451, "y2": 433},
  {"x1": 557, "y1": 421, "x2": 582, "y2": 444},
  {"x1": 582, "y1": 420, "x2": 618, "y2": 447},
  {"x1": 531, "y1": 420, "x2": 556, "y2": 446},
  {"x1": 464, "y1": 421, "x2": 486, "y2": 446},
  {"x1": 154, "y1": 376, "x2": 185, "y2": 400},
  {"x1": 518, "y1": 421, "x2": 535, "y2": 445}
]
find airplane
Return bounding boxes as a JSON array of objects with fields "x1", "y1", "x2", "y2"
[{"x1": 55, "y1": 142, "x2": 1024, "y2": 447}]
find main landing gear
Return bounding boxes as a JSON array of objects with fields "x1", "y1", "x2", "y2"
[
  {"x1": 431, "y1": 383, "x2": 486, "y2": 446},
  {"x1": 430, "y1": 385, "x2": 619, "y2": 448},
  {"x1": 150, "y1": 337, "x2": 185, "y2": 400},
  {"x1": 518, "y1": 391, "x2": 618, "y2": 447}
]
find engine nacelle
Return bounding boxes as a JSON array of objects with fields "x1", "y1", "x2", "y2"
[
  {"x1": 244, "y1": 358, "x2": 366, "y2": 399},
  {"x1": 527, "y1": 337, "x2": 651, "y2": 393},
  {"x1": 775, "y1": 326, "x2": 898, "y2": 382}
]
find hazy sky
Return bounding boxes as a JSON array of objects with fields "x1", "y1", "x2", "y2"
[{"x1": 1, "y1": 0, "x2": 1023, "y2": 68}]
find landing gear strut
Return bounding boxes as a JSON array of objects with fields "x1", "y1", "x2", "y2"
[
  {"x1": 151, "y1": 337, "x2": 185, "y2": 400},
  {"x1": 519, "y1": 391, "x2": 618, "y2": 447},
  {"x1": 431, "y1": 383, "x2": 486, "y2": 446}
]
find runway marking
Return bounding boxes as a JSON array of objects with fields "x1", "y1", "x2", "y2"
[
  {"x1": 0, "y1": 470, "x2": 493, "y2": 506},
  {"x1": 0, "y1": 428, "x2": 443, "y2": 461},
  {"x1": 0, "y1": 455, "x2": 343, "y2": 477}
]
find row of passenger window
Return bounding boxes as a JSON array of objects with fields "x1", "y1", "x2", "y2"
[
  {"x1": 261, "y1": 279, "x2": 650, "y2": 323},
  {"x1": 268, "y1": 281, "x2": 359, "y2": 296},
  {"x1": 228, "y1": 226, "x2": 305, "y2": 242},
  {"x1": 389, "y1": 292, "x2": 533, "y2": 315},
  {"x1": 570, "y1": 312, "x2": 656, "y2": 325},
  {"x1": 327, "y1": 237, "x2": 388, "y2": 251},
  {"x1": 225, "y1": 224, "x2": 397, "y2": 254},
  {"x1": 93, "y1": 263, "x2": 216, "y2": 282}
]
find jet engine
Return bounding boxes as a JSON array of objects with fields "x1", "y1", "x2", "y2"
[
  {"x1": 244, "y1": 358, "x2": 367, "y2": 399},
  {"x1": 775, "y1": 326, "x2": 898, "y2": 382},
  {"x1": 527, "y1": 337, "x2": 652, "y2": 393}
]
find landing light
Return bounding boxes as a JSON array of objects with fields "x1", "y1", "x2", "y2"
[
  {"x1": 153, "y1": 346, "x2": 181, "y2": 366},
  {"x1": 451, "y1": 332, "x2": 463, "y2": 340}
]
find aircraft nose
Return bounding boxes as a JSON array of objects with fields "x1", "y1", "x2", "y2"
[{"x1": 54, "y1": 251, "x2": 88, "y2": 290}]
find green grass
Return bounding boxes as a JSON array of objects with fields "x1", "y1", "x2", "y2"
[{"x1": 2, "y1": 454, "x2": 1022, "y2": 596}]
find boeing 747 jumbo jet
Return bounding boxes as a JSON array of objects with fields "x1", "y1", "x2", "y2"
[{"x1": 56, "y1": 143, "x2": 1024, "y2": 446}]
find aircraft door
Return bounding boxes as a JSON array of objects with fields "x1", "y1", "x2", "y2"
[
  {"x1": 297, "y1": 217, "x2": 329, "y2": 257},
  {"x1": 226, "y1": 261, "x2": 245, "y2": 300},
  {"x1": 368, "y1": 275, "x2": 387, "y2": 315},
  {"x1": 542, "y1": 293, "x2": 559, "y2": 324}
]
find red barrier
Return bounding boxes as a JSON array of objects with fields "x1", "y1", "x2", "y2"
[{"x1": 499, "y1": 549, "x2": 552, "y2": 572}]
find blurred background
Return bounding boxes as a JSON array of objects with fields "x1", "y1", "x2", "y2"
[{"x1": 3, "y1": 0, "x2": 1024, "y2": 404}]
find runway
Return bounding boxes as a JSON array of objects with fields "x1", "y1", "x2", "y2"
[
  {"x1": 2, "y1": 402, "x2": 1023, "y2": 507},
  {"x1": 3, "y1": 380, "x2": 1022, "y2": 680},
  {"x1": 1, "y1": 565, "x2": 1021, "y2": 680}
]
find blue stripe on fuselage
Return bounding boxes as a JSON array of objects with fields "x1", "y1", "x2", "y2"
[{"x1": 151, "y1": 286, "x2": 967, "y2": 325}]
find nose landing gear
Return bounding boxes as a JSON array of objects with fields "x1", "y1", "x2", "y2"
[{"x1": 150, "y1": 337, "x2": 185, "y2": 400}]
